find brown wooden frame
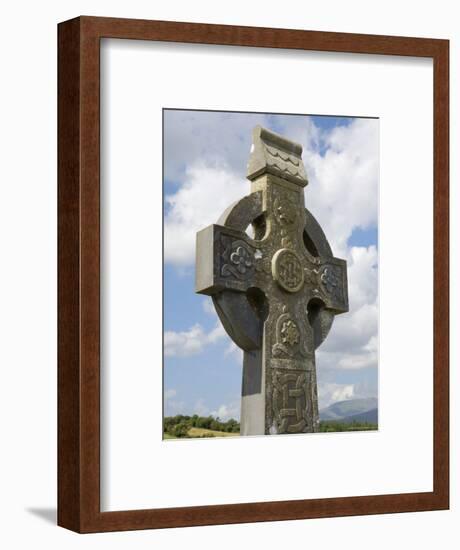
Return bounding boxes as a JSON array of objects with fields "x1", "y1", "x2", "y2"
[{"x1": 58, "y1": 16, "x2": 449, "y2": 533}]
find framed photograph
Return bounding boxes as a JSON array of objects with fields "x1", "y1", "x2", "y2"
[{"x1": 58, "y1": 16, "x2": 449, "y2": 533}]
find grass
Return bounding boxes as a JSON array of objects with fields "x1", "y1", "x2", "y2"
[
  {"x1": 164, "y1": 427, "x2": 240, "y2": 439},
  {"x1": 319, "y1": 421, "x2": 378, "y2": 432},
  {"x1": 188, "y1": 427, "x2": 239, "y2": 438}
]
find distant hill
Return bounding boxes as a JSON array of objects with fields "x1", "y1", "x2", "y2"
[{"x1": 320, "y1": 398, "x2": 378, "y2": 421}]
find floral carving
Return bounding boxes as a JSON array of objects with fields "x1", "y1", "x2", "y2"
[
  {"x1": 230, "y1": 246, "x2": 253, "y2": 274},
  {"x1": 221, "y1": 239, "x2": 254, "y2": 280},
  {"x1": 281, "y1": 320, "x2": 299, "y2": 346},
  {"x1": 272, "y1": 308, "x2": 305, "y2": 359}
]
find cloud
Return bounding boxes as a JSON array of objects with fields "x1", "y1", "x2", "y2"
[
  {"x1": 318, "y1": 383, "x2": 355, "y2": 408},
  {"x1": 163, "y1": 110, "x2": 272, "y2": 183},
  {"x1": 164, "y1": 322, "x2": 226, "y2": 357},
  {"x1": 164, "y1": 163, "x2": 249, "y2": 266},
  {"x1": 224, "y1": 341, "x2": 243, "y2": 361},
  {"x1": 207, "y1": 323, "x2": 226, "y2": 344},
  {"x1": 317, "y1": 244, "x2": 378, "y2": 370},
  {"x1": 193, "y1": 398, "x2": 210, "y2": 417},
  {"x1": 164, "y1": 388, "x2": 186, "y2": 416},
  {"x1": 347, "y1": 245, "x2": 379, "y2": 309},
  {"x1": 211, "y1": 402, "x2": 240, "y2": 421},
  {"x1": 282, "y1": 117, "x2": 379, "y2": 259},
  {"x1": 164, "y1": 394, "x2": 241, "y2": 421}
]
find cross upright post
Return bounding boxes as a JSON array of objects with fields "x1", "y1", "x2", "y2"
[{"x1": 196, "y1": 126, "x2": 348, "y2": 435}]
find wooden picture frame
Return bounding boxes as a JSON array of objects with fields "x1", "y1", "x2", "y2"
[{"x1": 58, "y1": 16, "x2": 449, "y2": 533}]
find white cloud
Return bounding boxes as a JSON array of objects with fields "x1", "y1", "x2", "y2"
[
  {"x1": 347, "y1": 245, "x2": 378, "y2": 309},
  {"x1": 300, "y1": 118, "x2": 379, "y2": 259},
  {"x1": 224, "y1": 341, "x2": 243, "y2": 362},
  {"x1": 164, "y1": 324, "x2": 205, "y2": 357},
  {"x1": 207, "y1": 323, "x2": 226, "y2": 343},
  {"x1": 164, "y1": 388, "x2": 186, "y2": 416},
  {"x1": 337, "y1": 349, "x2": 378, "y2": 370},
  {"x1": 318, "y1": 383, "x2": 355, "y2": 408},
  {"x1": 163, "y1": 110, "x2": 271, "y2": 182},
  {"x1": 317, "y1": 245, "x2": 378, "y2": 370},
  {"x1": 211, "y1": 401, "x2": 240, "y2": 421},
  {"x1": 166, "y1": 396, "x2": 241, "y2": 420},
  {"x1": 164, "y1": 321, "x2": 226, "y2": 358},
  {"x1": 193, "y1": 398, "x2": 210, "y2": 417},
  {"x1": 164, "y1": 163, "x2": 249, "y2": 266}
]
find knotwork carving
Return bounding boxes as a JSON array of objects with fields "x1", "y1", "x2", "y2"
[
  {"x1": 221, "y1": 238, "x2": 255, "y2": 280},
  {"x1": 271, "y1": 370, "x2": 312, "y2": 433},
  {"x1": 271, "y1": 187, "x2": 299, "y2": 250},
  {"x1": 272, "y1": 248, "x2": 304, "y2": 293}
]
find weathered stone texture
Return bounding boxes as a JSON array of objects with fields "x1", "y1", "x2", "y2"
[{"x1": 196, "y1": 126, "x2": 348, "y2": 435}]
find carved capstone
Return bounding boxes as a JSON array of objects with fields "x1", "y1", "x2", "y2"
[{"x1": 196, "y1": 125, "x2": 348, "y2": 435}]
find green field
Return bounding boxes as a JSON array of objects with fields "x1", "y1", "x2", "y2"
[
  {"x1": 188, "y1": 427, "x2": 239, "y2": 437},
  {"x1": 319, "y1": 421, "x2": 378, "y2": 432},
  {"x1": 163, "y1": 414, "x2": 377, "y2": 439},
  {"x1": 163, "y1": 414, "x2": 240, "y2": 439},
  {"x1": 165, "y1": 426, "x2": 240, "y2": 439}
]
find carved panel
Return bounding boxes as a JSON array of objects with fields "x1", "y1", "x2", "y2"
[
  {"x1": 271, "y1": 306, "x2": 309, "y2": 360},
  {"x1": 220, "y1": 237, "x2": 255, "y2": 280},
  {"x1": 270, "y1": 185, "x2": 303, "y2": 250},
  {"x1": 319, "y1": 264, "x2": 343, "y2": 302},
  {"x1": 270, "y1": 369, "x2": 312, "y2": 433},
  {"x1": 273, "y1": 195, "x2": 298, "y2": 227}
]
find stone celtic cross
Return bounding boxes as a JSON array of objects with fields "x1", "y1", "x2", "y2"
[{"x1": 196, "y1": 126, "x2": 348, "y2": 435}]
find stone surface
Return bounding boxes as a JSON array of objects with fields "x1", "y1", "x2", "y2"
[{"x1": 195, "y1": 125, "x2": 348, "y2": 435}]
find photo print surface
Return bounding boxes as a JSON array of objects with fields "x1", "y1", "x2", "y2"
[{"x1": 163, "y1": 109, "x2": 379, "y2": 439}]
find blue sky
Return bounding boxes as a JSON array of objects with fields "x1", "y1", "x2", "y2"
[{"x1": 163, "y1": 110, "x2": 379, "y2": 420}]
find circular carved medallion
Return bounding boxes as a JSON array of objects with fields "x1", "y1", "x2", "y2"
[{"x1": 272, "y1": 248, "x2": 304, "y2": 293}]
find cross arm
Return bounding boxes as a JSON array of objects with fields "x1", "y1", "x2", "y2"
[
  {"x1": 195, "y1": 224, "x2": 260, "y2": 296},
  {"x1": 314, "y1": 257, "x2": 349, "y2": 314},
  {"x1": 302, "y1": 208, "x2": 348, "y2": 314}
]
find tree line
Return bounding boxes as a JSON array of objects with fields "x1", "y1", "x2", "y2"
[{"x1": 164, "y1": 414, "x2": 240, "y2": 438}]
